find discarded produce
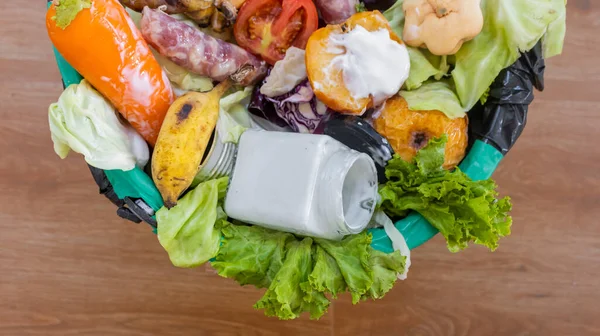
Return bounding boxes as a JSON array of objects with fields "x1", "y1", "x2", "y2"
[
  {"x1": 44, "y1": 0, "x2": 568, "y2": 322},
  {"x1": 46, "y1": 0, "x2": 174, "y2": 146},
  {"x1": 402, "y1": 0, "x2": 484, "y2": 55},
  {"x1": 233, "y1": 0, "x2": 319, "y2": 65},
  {"x1": 213, "y1": 222, "x2": 405, "y2": 319},
  {"x1": 373, "y1": 95, "x2": 467, "y2": 169},
  {"x1": 49, "y1": 79, "x2": 149, "y2": 171},
  {"x1": 379, "y1": 136, "x2": 512, "y2": 252},
  {"x1": 152, "y1": 80, "x2": 232, "y2": 208},
  {"x1": 306, "y1": 11, "x2": 409, "y2": 114},
  {"x1": 157, "y1": 177, "x2": 228, "y2": 267}
]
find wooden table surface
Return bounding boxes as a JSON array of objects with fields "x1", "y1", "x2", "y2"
[{"x1": 1, "y1": 1, "x2": 599, "y2": 335}]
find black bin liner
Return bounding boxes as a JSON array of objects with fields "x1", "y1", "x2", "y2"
[{"x1": 468, "y1": 42, "x2": 546, "y2": 155}]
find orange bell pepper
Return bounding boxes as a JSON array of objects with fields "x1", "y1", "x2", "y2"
[{"x1": 46, "y1": 0, "x2": 174, "y2": 146}]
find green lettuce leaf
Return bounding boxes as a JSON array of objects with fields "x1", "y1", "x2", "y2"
[
  {"x1": 211, "y1": 222, "x2": 404, "y2": 319},
  {"x1": 216, "y1": 86, "x2": 255, "y2": 144},
  {"x1": 48, "y1": 79, "x2": 149, "y2": 171},
  {"x1": 156, "y1": 177, "x2": 228, "y2": 268},
  {"x1": 452, "y1": 0, "x2": 565, "y2": 111},
  {"x1": 400, "y1": 80, "x2": 465, "y2": 119},
  {"x1": 212, "y1": 222, "x2": 293, "y2": 288},
  {"x1": 360, "y1": 248, "x2": 405, "y2": 301},
  {"x1": 542, "y1": 1, "x2": 567, "y2": 58},
  {"x1": 315, "y1": 234, "x2": 373, "y2": 304},
  {"x1": 307, "y1": 245, "x2": 347, "y2": 298},
  {"x1": 254, "y1": 238, "x2": 327, "y2": 320},
  {"x1": 384, "y1": 1, "x2": 448, "y2": 91},
  {"x1": 379, "y1": 136, "x2": 512, "y2": 252}
]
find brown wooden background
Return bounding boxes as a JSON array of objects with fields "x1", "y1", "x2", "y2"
[{"x1": 2, "y1": 1, "x2": 599, "y2": 335}]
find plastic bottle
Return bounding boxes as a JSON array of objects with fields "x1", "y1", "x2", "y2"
[{"x1": 224, "y1": 130, "x2": 378, "y2": 240}]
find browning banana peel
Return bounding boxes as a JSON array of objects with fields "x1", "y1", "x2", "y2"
[{"x1": 152, "y1": 80, "x2": 232, "y2": 208}]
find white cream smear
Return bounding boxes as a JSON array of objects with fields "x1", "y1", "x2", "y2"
[{"x1": 328, "y1": 25, "x2": 411, "y2": 106}]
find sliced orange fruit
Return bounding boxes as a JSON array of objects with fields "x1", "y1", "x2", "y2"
[{"x1": 305, "y1": 11, "x2": 403, "y2": 115}]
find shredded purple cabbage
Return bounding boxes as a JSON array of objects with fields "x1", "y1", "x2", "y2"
[{"x1": 249, "y1": 79, "x2": 330, "y2": 133}]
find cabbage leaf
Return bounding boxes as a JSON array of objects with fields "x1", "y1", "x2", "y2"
[
  {"x1": 48, "y1": 80, "x2": 149, "y2": 171},
  {"x1": 156, "y1": 177, "x2": 228, "y2": 268}
]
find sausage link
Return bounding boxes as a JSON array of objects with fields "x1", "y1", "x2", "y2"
[{"x1": 140, "y1": 7, "x2": 267, "y2": 86}]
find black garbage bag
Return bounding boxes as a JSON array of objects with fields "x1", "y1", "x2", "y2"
[{"x1": 467, "y1": 42, "x2": 546, "y2": 155}]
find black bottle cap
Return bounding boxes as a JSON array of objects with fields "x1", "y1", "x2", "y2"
[{"x1": 315, "y1": 114, "x2": 394, "y2": 183}]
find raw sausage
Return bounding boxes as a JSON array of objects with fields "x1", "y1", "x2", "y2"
[
  {"x1": 140, "y1": 7, "x2": 267, "y2": 86},
  {"x1": 314, "y1": 0, "x2": 358, "y2": 24}
]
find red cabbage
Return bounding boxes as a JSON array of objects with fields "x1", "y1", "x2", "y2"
[{"x1": 249, "y1": 79, "x2": 330, "y2": 133}]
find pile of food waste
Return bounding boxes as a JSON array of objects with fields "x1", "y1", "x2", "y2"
[{"x1": 46, "y1": 0, "x2": 566, "y2": 320}]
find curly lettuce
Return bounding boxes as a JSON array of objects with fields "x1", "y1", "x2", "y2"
[
  {"x1": 214, "y1": 225, "x2": 405, "y2": 320},
  {"x1": 379, "y1": 136, "x2": 512, "y2": 252}
]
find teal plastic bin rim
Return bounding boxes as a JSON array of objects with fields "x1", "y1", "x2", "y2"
[{"x1": 47, "y1": 2, "x2": 504, "y2": 251}]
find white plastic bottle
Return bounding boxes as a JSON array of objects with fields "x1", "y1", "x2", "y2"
[{"x1": 224, "y1": 130, "x2": 378, "y2": 240}]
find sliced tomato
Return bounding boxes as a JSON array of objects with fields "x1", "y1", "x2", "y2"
[{"x1": 234, "y1": 0, "x2": 319, "y2": 65}]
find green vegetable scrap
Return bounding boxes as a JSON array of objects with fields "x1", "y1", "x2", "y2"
[
  {"x1": 211, "y1": 223, "x2": 294, "y2": 288},
  {"x1": 216, "y1": 86, "x2": 255, "y2": 144},
  {"x1": 355, "y1": 2, "x2": 367, "y2": 13},
  {"x1": 384, "y1": 1, "x2": 450, "y2": 92},
  {"x1": 213, "y1": 223, "x2": 406, "y2": 320},
  {"x1": 156, "y1": 177, "x2": 228, "y2": 268},
  {"x1": 306, "y1": 245, "x2": 346, "y2": 298},
  {"x1": 379, "y1": 136, "x2": 512, "y2": 252},
  {"x1": 48, "y1": 79, "x2": 149, "y2": 171},
  {"x1": 362, "y1": 249, "x2": 405, "y2": 301},
  {"x1": 254, "y1": 238, "x2": 327, "y2": 320},
  {"x1": 314, "y1": 234, "x2": 373, "y2": 304}
]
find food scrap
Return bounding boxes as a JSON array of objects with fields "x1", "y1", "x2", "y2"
[
  {"x1": 47, "y1": 0, "x2": 174, "y2": 146},
  {"x1": 233, "y1": 0, "x2": 319, "y2": 65},
  {"x1": 402, "y1": 0, "x2": 483, "y2": 55},
  {"x1": 45, "y1": 0, "x2": 567, "y2": 321},
  {"x1": 373, "y1": 95, "x2": 467, "y2": 169},
  {"x1": 306, "y1": 11, "x2": 410, "y2": 114}
]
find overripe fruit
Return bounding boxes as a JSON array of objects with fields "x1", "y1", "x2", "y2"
[
  {"x1": 373, "y1": 95, "x2": 468, "y2": 169},
  {"x1": 152, "y1": 80, "x2": 232, "y2": 208},
  {"x1": 305, "y1": 11, "x2": 403, "y2": 115}
]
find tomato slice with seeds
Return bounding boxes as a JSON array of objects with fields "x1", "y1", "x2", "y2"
[{"x1": 234, "y1": 0, "x2": 319, "y2": 65}]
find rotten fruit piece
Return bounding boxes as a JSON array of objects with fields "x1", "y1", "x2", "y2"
[
  {"x1": 402, "y1": 0, "x2": 483, "y2": 55},
  {"x1": 373, "y1": 95, "x2": 467, "y2": 169},
  {"x1": 152, "y1": 80, "x2": 232, "y2": 208},
  {"x1": 305, "y1": 11, "x2": 405, "y2": 115}
]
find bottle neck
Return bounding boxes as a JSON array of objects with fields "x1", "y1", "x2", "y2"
[
  {"x1": 316, "y1": 148, "x2": 378, "y2": 236},
  {"x1": 195, "y1": 131, "x2": 237, "y2": 184}
]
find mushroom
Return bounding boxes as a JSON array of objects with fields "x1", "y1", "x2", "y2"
[{"x1": 402, "y1": 0, "x2": 484, "y2": 55}]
